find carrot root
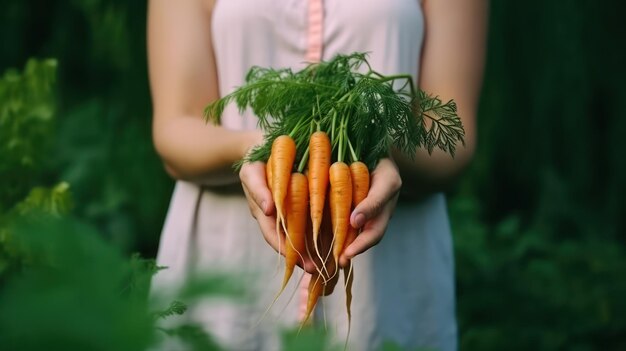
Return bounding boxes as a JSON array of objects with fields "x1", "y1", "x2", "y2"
[
  {"x1": 279, "y1": 173, "x2": 309, "y2": 293},
  {"x1": 329, "y1": 161, "x2": 352, "y2": 274},
  {"x1": 308, "y1": 131, "x2": 331, "y2": 269}
]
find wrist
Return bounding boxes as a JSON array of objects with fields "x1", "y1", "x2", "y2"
[{"x1": 238, "y1": 130, "x2": 264, "y2": 159}]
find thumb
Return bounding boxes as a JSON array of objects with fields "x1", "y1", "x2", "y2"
[{"x1": 350, "y1": 158, "x2": 401, "y2": 228}]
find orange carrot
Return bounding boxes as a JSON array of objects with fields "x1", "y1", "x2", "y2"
[
  {"x1": 301, "y1": 213, "x2": 329, "y2": 327},
  {"x1": 306, "y1": 198, "x2": 335, "y2": 275},
  {"x1": 319, "y1": 205, "x2": 338, "y2": 281},
  {"x1": 343, "y1": 161, "x2": 370, "y2": 250},
  {"x1": 349, "y1": 161, "x2": 370, "y2": 210},
  {"x1": 343, "y1": 264, "x2": 354, "y2": 350},
  {"x1": 329, "y1": 161, "x2": 353, "y2": 267},
  {"x1": 301, "y1": 272, "x2": 324, "y2": 326},
  {"x1": 308, "y1": 131, "x2": 331, "y2": 260},
  {"x1": 345, "y1": 226, "x2": 358, "y2": 255},
  {"x1": 301, "y1": 265, "x2": 339, "y2": 327},
  {"x1": 280, "y1": 172, "x2": 308, "y2": 293},
  {"x1": 342, "y1": 162, "x2": 368, "y2": 349},
  {"x1": 271, "y1": 135, "x2": 297, "y2": 226}
]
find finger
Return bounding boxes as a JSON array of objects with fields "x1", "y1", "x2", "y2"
[
  {"x1": 258, "y1": 214, "x2": 283, "y2": 253},
  {"x1": 243, "y1": 183, "x2": 284, "y2": 254},
  {"x1": 341, "y1": 213, "x2": 389, "y2": 260},
  {"x1": 240, "y1": 161, "x2": 274, "y2": 215},
  {"x1": 338, "y1": 253, "x2": 351, "y2": 269},
  {"x1": 350, "y1": 159, "x2": 401, "y2": 228},
  {"x1": 301, "y1": 257, "x2": 319, "y2": 275}
]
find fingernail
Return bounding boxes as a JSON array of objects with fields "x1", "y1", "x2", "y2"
[
  {"x1": 261, "y1": 200, "x2": 267, "y2": 213},
  {"x1": 354, "y1": 213, "x2": 365, "y2": 228}
]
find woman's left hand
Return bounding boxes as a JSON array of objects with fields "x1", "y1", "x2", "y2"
[{"x1": 339, "y1": 158, "x2": 402, "y2": 267}]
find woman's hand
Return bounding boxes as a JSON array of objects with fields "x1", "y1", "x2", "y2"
[
  {"x1": 239, "y1": 161, "x2": 319, "y2": 274},
  {"x1": 239, "y1": 161, "x2": 276, "y2": 247},
  {"x1": 338, "y1": 158, "x2": 402, "y2": 267}
]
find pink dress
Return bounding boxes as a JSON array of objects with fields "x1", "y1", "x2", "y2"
[{"x1": 151, "y1": 0, "x2": 457, "y2": 350}]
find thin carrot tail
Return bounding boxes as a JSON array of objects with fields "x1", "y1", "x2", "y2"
[
  {"x1": 304, "y1": 207, "x2": 326, "y2": 278},
  {"x1": 312, "y1": 202, "x2": 332, "y2": 279},
  {"x1": 254, "y1": 268, "x2": 304, "y2": 332},
  {"x1": 277, "y1": 207, "x2": 289, "y2": 241},
  {"x1": 304, "y1": 232, "x2": 325, "y2": 279},
  {"x1": 278, "y1": 212, "x2": 290, "y2": 276},
  {"x1": 280, "y1": 265, "x2": 295, "y2": 295},
  {"x1": 324, "y1": 233, "x2": 338, "y2": 282},
  {"x1": 313, "y1": 229, "x2": 331, "y2": 278},
  {"x1": 321, "y1": 267, "x2": 339, "y2": 333},
  {"x1": 343, "y1": 262, "x2": 354, "y2": 351},
  {"x1": 274, "y1": 216, "x2": 283, "y2": 274},
  {"x1": 332, "y1": 227, "x2": 345, "y2": 281},
  {"x1": 280, "y1": 226, "x2": 307, "y2": 293},
  {"x1": 299, "y1": 274, "x2": 324, "y2": 331},
  {"x1": 258, "y1": 209, "x2": 308, "y2": 329}
]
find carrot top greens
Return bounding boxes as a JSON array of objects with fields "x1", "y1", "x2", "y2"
[{"x1": 204, "y1": 52, "x2": 464, "y2": 170}]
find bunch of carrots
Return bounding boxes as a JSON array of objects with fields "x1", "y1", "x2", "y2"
[
  {"x1": 266, "y1": 127, "x2": 369, "y2": 327},
  {"x1": 205, "y1": 53, "x2": 463, "y2": 333}
]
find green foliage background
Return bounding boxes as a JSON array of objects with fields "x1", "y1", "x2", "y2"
[
  {"x1": 2, "y1": 0, "x2": 169, "y2": 254},
  {"x1": 1, "y1": 0, "x2": 625, "y2": 349}
]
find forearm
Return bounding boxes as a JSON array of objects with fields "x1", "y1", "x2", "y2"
[
  {"x1": 153, "y1": 114, "x2": 261, "y2": 185},
  {"x1": 397, "y1": 0, "x2": 487, "y2": 199}
]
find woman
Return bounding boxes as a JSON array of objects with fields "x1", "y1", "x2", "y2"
[{"x1": 148, "y1": 0, "x2": 486, "y2": 350}]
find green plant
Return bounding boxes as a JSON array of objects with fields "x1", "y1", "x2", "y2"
[{"x1": 0, "y1": 58, "x2": 57, "y2": 212}]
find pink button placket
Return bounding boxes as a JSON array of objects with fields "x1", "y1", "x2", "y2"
[{"x1": 298, "y1": 0, "x2": 324, "y2": 324}]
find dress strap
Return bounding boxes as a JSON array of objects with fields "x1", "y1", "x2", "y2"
[{"x1": 305, "y1": 0, "x2": 324, "y2": 62}]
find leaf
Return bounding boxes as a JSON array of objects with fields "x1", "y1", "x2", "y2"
[
  {"x1": 158, "y1": 324, "x2": 223, "y2": 351},
  {"x1": 153, "y1": 300, "x2": 188, "y2": 320}
]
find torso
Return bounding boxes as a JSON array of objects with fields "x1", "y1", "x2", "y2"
[{"x1": 209, "y1": 0, "x2": 424, "y2": 129}]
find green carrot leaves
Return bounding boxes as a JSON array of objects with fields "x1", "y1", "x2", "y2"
[{"x1": 204, "y1": 52, "x2": 464, "y2": 170}]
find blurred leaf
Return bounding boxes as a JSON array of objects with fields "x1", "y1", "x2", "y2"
[
  {"x1": 15, "y1": 181, "x2": 73, "y2": 215},
  {"x1": 0, "y1": 215, "x2": 154, "y2": 351},
  {"x1": 158, "y1": 324, "x2": 222, "y2": 351},
  {"x1": 282, "y1": 327, "x2": 340, "y2": 351},
  {"x1": 153, "y1": 300, "x2": 187, "y2": 320},
  {"x1": 0, "y1": 58, "x2": 57, "y2": 211}
]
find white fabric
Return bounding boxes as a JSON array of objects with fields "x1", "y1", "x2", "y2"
[{"x1": 151, "y1": 0, "x2": 457, "y2": 350}]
